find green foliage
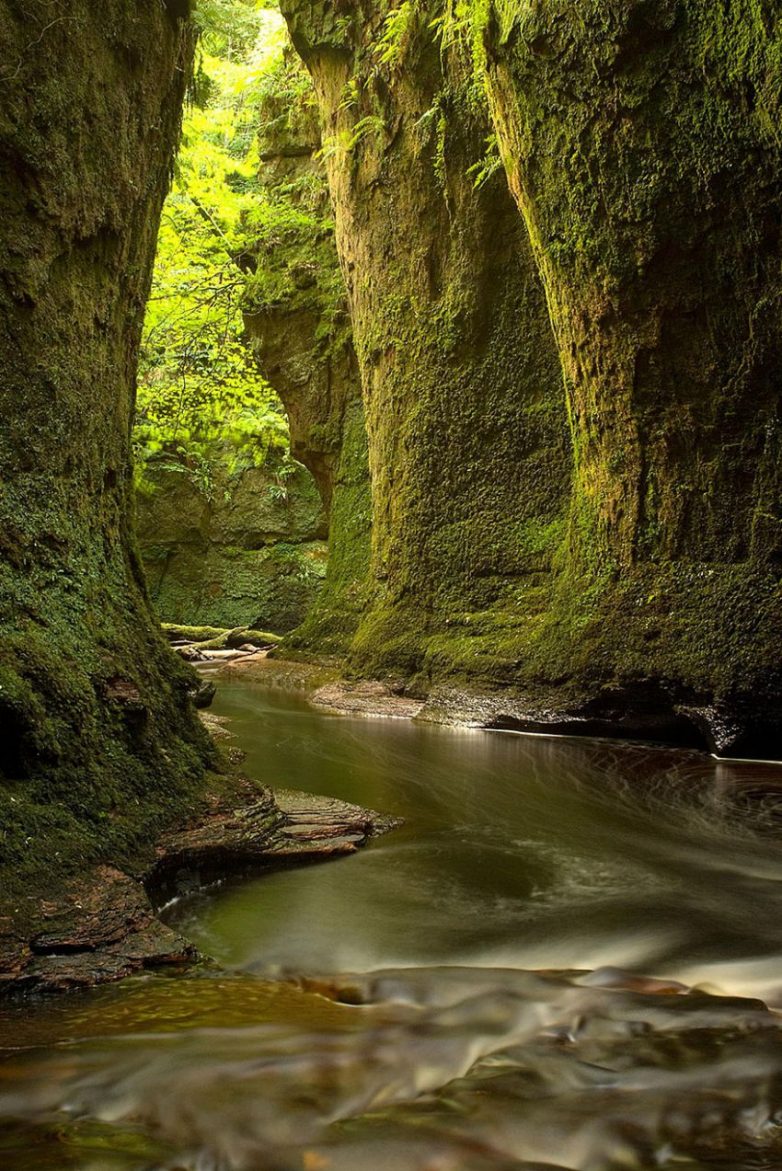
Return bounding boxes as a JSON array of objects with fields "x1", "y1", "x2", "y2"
[
  {"x1": 240, "y1": 46, "x2": 349, "y2": 344},
  {"x1": 429, "y1": 0, "x2": 474, "y2": 53},
  {"x1": 375, "y1": 2, "x2": 414, "y2": 67},
  {"x1": 318, "y1": 114, "x2": 388, "y2": 164},
  {"x1": 466, "y1": 132, "x2": 502, "y2": 188},
  {"x1": 136, "y1": 3, "x2": 291, "y2": 498},
  {"x1": 193, "y1": 0, "x2": 276, "y2": 57},
  {"x1": 415, "y1": 98, "x2": 449, "y2": 191}
]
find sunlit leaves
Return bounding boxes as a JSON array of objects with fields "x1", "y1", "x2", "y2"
[{"x1": 136, "y1": 3, "x2": 290, "y2": 496}]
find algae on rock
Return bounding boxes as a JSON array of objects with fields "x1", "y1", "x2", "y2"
[{"x1": 0, "y1": 0, "x2": 213, "y2": 893}]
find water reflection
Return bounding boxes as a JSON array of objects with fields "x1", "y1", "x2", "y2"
[{"x1": 3, "y1": 680, "x2": 782, "y2": 1170}]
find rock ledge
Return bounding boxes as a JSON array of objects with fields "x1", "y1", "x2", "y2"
[{"x1": 0, "y1": 785, "x2": 398, "y2": 998}]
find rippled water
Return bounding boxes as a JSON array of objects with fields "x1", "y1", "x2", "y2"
[{"x1": 4, "y1": 679, "x2": 782, "y2": 1170}]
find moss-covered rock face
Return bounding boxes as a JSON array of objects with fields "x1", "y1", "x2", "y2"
[
  {"x1": 0, "y1": 0, "x2": 213, "y2": 893},
  {"x1": 284, "y1": 395, "x2": 373, "y2": 656},
  {"x1": 280, "y1": 0, "x2": 570, "y2": 679},
  {"x1": 137, "y1": 458, "x2": 328, "y2": 631},
  {"x1": 242, "y1": 42, "x2": 372, "y2": 655},
  {"x1": 279, "y1": 0, "x2": 782, "y2": 753},
  {"x1": 478, "y1": 0, "x2": 782, "y2": 753}
]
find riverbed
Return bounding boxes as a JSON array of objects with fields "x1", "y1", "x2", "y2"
[{"x1": 3, "y1": 678, "x2": 782, "y2": 1170}]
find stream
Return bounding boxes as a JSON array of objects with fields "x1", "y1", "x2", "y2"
[{"x1": 4, "y1": 678, "x2": 782, "y2": 1170}]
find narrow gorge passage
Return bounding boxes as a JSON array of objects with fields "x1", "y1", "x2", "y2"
[{"x1": 1, "y1": 2, "x2": 782, "y2": 1168}]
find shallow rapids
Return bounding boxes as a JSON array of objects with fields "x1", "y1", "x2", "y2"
[{"x1": 4, "y1": 679, "x2": 782, "y2": 1170}]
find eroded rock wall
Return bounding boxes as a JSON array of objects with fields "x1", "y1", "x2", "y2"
[
  {"x1": 280, "y1": 0, "x2": 570, "y2": 680},
  {"x1": 281, "y1": 0, "x2": 782, "y2": 754},
  {"x1": 243, "y1": 44, "x2": 372, "y2": 655},
  {"x1": 0, "y1": 0, "x2": 212, "y2": 894},
  {"x1": 479, "y1": 0, "x2": 782, "y2": 752},
  {"x1": 137, "y1": 458, "x2": 327, "y2": 631}
]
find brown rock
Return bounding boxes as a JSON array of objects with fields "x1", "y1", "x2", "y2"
[{"x1": 0, "y1": 786, "x2": 400, "y2": 998}]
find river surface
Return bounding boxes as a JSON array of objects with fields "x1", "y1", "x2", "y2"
[{"x1": 4, "y1": 678, "x2": 782, "y2": 1170}]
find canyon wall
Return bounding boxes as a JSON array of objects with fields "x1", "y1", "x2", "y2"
[
  {"x1": 282, "y1": 0, "x2": 782, "y2": 753},
  {"x1": 280, "y1": 0, "x2": 571, "y2": 682},
  {"x1": 137, "y1": 457, "x2": 327, "y2": 631},
  {"x1": 481, "y1": 0, "x2": 782, "y2": 752},
  {"x1": 243, "y1": 44, "x2": 373, "y2": 656},
  {"x1": 0, "y1": 0, "x2": 212, "y2": 890}
]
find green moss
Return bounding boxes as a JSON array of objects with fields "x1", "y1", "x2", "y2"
[
  {"x1": 284, "y1": 399, "x2": 372, "y2": 657},
  {"x1": 0, "y1": 0, "x2": 214, "y2": 898},
  {"x1": 137, "y1": 458, "x2": 327, "y2": 631},
  {"x1": 242, "y1": 34, "x2": 372, "y2": 659},
  {"x1": 280, "y1": 0, "x2": 569, "y2": 678},
  {"x1": 161, "y1": 624, "x2": 283, "y2": 647},
  {"x1": 162, "y1": 624, "x2": 228, "y2": 642},
  {"x1": 277, "y1": 0, "x2": 782, "y2": 750},
  {"x1": 459, "y1": 0, "x2": 781, "y2": 737}
]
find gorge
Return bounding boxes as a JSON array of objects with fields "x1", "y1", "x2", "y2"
[
  {"x1": 1, "y1": 2, "x2": 782, "y2": 1165},
  {"x1": 1, "y1": 0, "x2": 781, "y2": 922}
]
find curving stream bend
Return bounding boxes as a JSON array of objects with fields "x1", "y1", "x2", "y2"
[{"x1": 4, "y1": 679, "x2": 782, "y2": 1170}]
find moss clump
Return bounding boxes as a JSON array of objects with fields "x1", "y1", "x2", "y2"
[
  {"x1": 162, "y1": 625, "x2": 282, "y2": 649},
  {"x1": 162, "y1": 625, "x2": 228, "y2": 643}
]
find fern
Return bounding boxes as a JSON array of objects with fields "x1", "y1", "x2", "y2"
[
  {"x1": 375, "y1": 1, "x2": 414, "y2": 68},
  {"x1": 467, "y1": 133, "x2": 503, "y2": 189}
]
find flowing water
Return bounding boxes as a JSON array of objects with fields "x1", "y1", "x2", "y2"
[{"x1": 4, "y1": 679, "x2": 782, "y2": 1170}]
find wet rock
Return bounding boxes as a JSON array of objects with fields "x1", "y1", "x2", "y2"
[
  {"x1": 0, "y1": 785, "x2": 399, "y2": 998},
  {"x1": 145, "y1": 787, "x2": 401, "y2": 900},
  {"x1": 2, "y1": 867, "x2": 196, "y2": 997},
  {"x1": 198, "y1": 711, "x2": 233, "y2": 741},
  {"x1": 312, "y1": 680, "x2": 425, "y2": 720},
  {"x1": 176, "y1": 644, "x2": 206, "y2": 662},
  {"x1": 192, "y1": 679, "x2": 217, "y2": 709},
  {"x1": 226, "y1": 628, "x2": 281, "y2": 650}
]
